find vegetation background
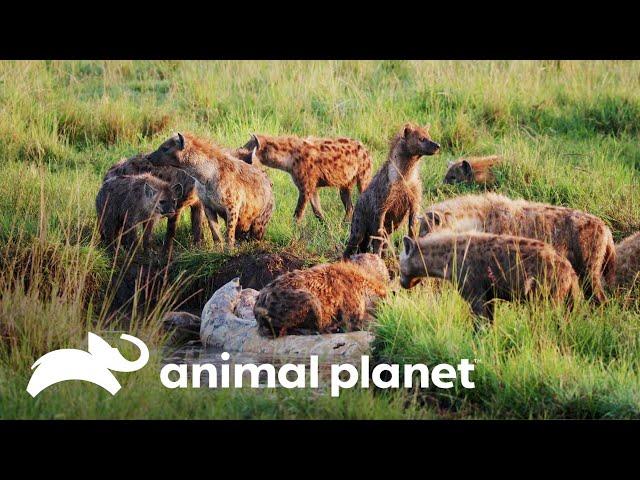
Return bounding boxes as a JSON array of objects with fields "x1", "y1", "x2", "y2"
[{"x1": 0, "y1": 60, "x2": 638, "y2": 419}]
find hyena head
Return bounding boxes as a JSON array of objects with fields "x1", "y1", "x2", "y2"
[
  {"x1": 233, "y1": 146, "x2": 254, "y2": 164},
  {"x1": 240, "y1": 134, "x2": 291, "y2": 170},
  {"x1": 444, "y1": 160, "x2": 473, "y2": 184},
  {"x1": 143, "y1": 179, "x2": 181, "y2": 217},
  {"x1": 105, "y1": 154, "x2": 154, "y2": 180},
  {"x1": 148, "y1": 133, "x2": 187, "y2": 168},
  {"x1": 399, "y1": 236, "x2": 425, "y2": 289},
  {"x1": 400, "y1": 123, "x2": 440, "y2": 157},
  {"x1": 348, "y1": 253, "x2": 390, "y2": 283},
  {"x1": 418, "y1": 211, "x2": 452, "y2": 236}
]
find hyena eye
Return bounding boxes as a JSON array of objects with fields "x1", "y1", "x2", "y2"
[
  {"x1": 420, "y1": 137, "x2": 427, "y2": 142},
  {"x1": 162, "y1": 145, "x2": 171, "y2": 153}
]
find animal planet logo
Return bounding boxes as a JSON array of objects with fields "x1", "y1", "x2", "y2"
[{"x1": 26, "y1": 332, "x2": 149, "y2": 397}]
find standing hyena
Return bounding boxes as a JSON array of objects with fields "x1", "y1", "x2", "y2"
[
  {"x1": 104, "y1": 154, "x2": 222, "y2": 251},
  {"x1": 95, "y1": 173, "x2": 180, "y2": 251},
  {"x1": 343, "y1": 123, "x2": 440, "y2": 256},
  {"x1": 236, "y1": 133, "x2": 372, "y2": 222},
  {"x1": 400, "y1": 232, "x2": 581, "y2": 321},
  {"x1": 418, "y1": 192, "x2": 616, "y2": 303},
  {"x1": 254, "y1": 253, "x2": 389, "y2": 337},
  {"x1": 147, "y1": 132, "x2": 274, "y2": 247},
  {"x1": 443, "y1": 155, "x2": 502, "y2": 185}
]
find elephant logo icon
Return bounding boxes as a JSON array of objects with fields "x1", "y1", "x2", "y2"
[{"x1": 26, "y1": 332, "x2": 149, "y2": 397}]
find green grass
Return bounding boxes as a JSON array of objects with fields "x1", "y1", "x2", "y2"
[{"x1": 1, "y1": 60, "x2": 639, "y2": 419}]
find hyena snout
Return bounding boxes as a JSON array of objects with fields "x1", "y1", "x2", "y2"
[
  {"x1": 157, "y1": 198, "x2": 176, "y2": 216},
  {"x1": 400, "y1": 275, "x2": 422, "y2": 289},
  {"x1": 424, "y1": 140, "x2": 440, "y2": 156}
]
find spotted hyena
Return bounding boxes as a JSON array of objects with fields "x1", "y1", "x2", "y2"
[
  {"x1": 95, "y1": 173, "x2": 180, "y2": 251},
  {"x1": 236, "y1": 133, "x2": 372, "y2": 222},
  {"x1": 254, "y1": 253, "x2": 389, "y2": 337},
  {"x1": 400, "y1": 232, "x2": 580, "y2": 321},
  {"x1": 418, "y1": 192, "x2": 616, "y2": 303},
  {"x1": 443, "y1": 155, "x2": 502, "y2": 185},
  {"x1": 105, "y1": 154, "x2": 222, "y2": 251},
  {"x1": 344, "y1": 123, "x2": 440, "y2": 256},
  {"x1": 147, "y1": 132, "x2": 275, "y2": 247}
]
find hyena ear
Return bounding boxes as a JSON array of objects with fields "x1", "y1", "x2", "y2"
[
  {"x1": 402, "y1": 236, "x2": 416, "y2": 255},
  {"x1": 250, "y1": 134, "x2": 262, "y2": 150},
  {"x1": 144, "y1": 183, "x2": 157, "y2": 199},
  {"x1": 171, "y1": 183, "x2": 184, "y2": 199},
  {"x1": 176, "y1": 132, "x2": 185, "y2": 150},
  {"x1": 250, "y1": 146, "x2": 260, "y2": 165},
  {"x1": 403, "y1": 124, "x2": 413, "y2": 138},
  {"x1": 419, "y1": 211, "x2": 446, "y2": 236},
  {"x1": 461, "y1": 160, "x2": 473, "y2": 176}
]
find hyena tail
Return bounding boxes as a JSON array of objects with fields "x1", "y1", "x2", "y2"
[{"x1": 602, "y1": 238, "x2": 617, "y2": 288}]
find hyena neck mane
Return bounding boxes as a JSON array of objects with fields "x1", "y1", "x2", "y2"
[
  {"x1": 259, "y1": 135, "x2": 300, "y2": 172},
  {"x1": 179, "y1": 135, "x2": 230, "y2": 183},
  {"x1": 387, "y1": 133, "x2": 422, "y2": 178}
]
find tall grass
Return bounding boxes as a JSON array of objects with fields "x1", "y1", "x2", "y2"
[{"x1": 0, "y1": 60, "x2": 639, "y2": 418}]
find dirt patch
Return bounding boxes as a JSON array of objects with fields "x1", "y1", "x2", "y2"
[
  {"x1": 105, "y1": 256, "x2": 172, "y2": 324},
  {"x1": 173, "y1": 250, "x2": 319, "y2": 314}
]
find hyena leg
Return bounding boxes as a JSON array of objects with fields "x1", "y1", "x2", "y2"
[
  {"x1": 294, "y1": 189, "x2": 310, "y2": 223},
  {"x1": 249, "y1": 219, "x2": 266, "y2": 241},
  {"x1": 163, "y1": 208, "x2": 182, "y2": 256},
  {"x1": 370, "y1": 213, "x2": 388, "y2": 256},
  {"x1": 203, "y1": 205, "x2": 223, "y2": 244},
  {"x1": 224, "y1": 207, "x2": 239, "y2": 248},
  {"x1": 344, "y1": 216, "x2": 365, "y2": 257},
  {"x1": 142, "y1": 217, "x2": 158, "y2": 251},
  {"x1": 344, "y1": 233, "x2": 362, "y2": 258},
  {"x1": 339, "y1": 187, "x2": 354, "y2": 222},
  {"x1": 309, "y1": 191, "x2": 326, "y2": 222},
  {"x1": 121, "y1": 229, "x2": 138, "y2": 251},
  {"x1": 190, "y1": 203, "x2": 204, "y2": 246},
  {"x1": 463, "y1": 284, "x2": 494, "y2": 323},
  {"x1": 587, "y1": 259, "x2": 608, "y2": 305}
]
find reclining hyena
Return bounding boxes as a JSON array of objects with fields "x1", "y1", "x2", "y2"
[
  {"x1": 343, "y1": 123, "x2": 440, "y2": 256},
  {"x1": 443, "y1": 155, "x2": 502, "y2": 185},
  {"x1": 147, "y1": 132, "x2": 274, "y2": 247},
  {"x1": 254, "y1": 253, "x2": 389, "y2": 337},
  {"x1": 95, "y1": 173, "x2": 180, "y2": 251},
  {"x1": 418, "y1": 192, "x2": 616, "y2": 303},
  {"x1": 105, "y1": 154, "x2": 222, "y2": 251},
  {"x1": 400, "y1": 232, "x2": 581, "y2": 321},
  {"x1": 612, "y1": 231, "x2": 640, "y2": 290},
  {"x1": 236, "y1": 133, "x2": 372, "y2": 222}
]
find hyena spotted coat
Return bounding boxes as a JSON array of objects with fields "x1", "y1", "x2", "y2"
[
  {"x1": 418, "y1": 192, "x2": 616, "y2": 303},
  {"x1": 105, "y1": 154, "x2": 222, "y2": 250},
  {"x1": 254, "y1": 253, "x2": 389, "y2": 337},
  {"x1": 237, "y1": 134, "x2": 372, "y2": 222},
  {"x1": 147, "y1": 132, "x2": 274, "y2": 247},
  {"x1": 344, "y1": 123, "x2": 440, "y2": 256},
  {"x1": 96, "y1": 173, "x2": 179, "y2": 251},
  {"x1": 443, "y1": 155, "x2": 502, "y2": 185},
  {"x1": 400, "y1": 232, "x2": 581, "y2": 321},
  {"x1": 612, "y1": 231, "x2": 640, "y2": 290}
]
